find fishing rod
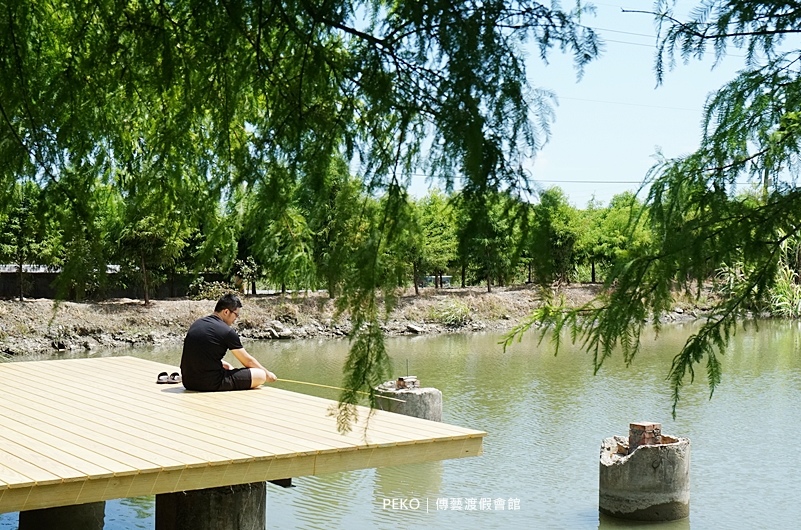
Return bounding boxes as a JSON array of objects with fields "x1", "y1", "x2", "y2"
[{"x1": 276, "y1": 378, "x2": 406, "y2": 403}]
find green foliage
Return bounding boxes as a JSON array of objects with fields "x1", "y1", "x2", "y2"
[
  {"x1": 526, "y1": 187, "x2": 581, "y2": 284},
  {"x1": 0, "y1": 181, "x2": 49, "y2": 300},
  {"x1": 575, "y1": 192, "x2": 652, "y2": 283},
  {"x1": 509, "y1": 1, "x2": 801, "y2": 418},
  {"x1": 118, "y1": 214, "x2": 190, "y2": 304},
  {"x1": 456, "y1": 191, "x2": 519, "y2": 291},
  {"x1": 428, "y1": 300, "x2": 472, "y2": 327},
  {"x1": 418, "y1": 191, "x2": 459, "y2": 280},
  {"x1": 301, "y1": 160, "x2": 367, "y2": 298},
  {"x1": 187, "y1": 278, "x2": 234, "y2": 301},
  {"x1": 334, "y1": 301, "x2": 392, "y2": 434},
  {"x1": 44, "y1": 173, "x2": 118, "y2": 301},
  {"x1": 770, "y1": 265, "x2": 801, "y2": 318},
  {"x1": 0, "y1": 0, "x2": 600, "y2": 430},
  {"x1": 233, "y1": 257, "x2": 260, "y2": 294}
]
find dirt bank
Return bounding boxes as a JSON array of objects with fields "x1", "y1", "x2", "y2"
[{"x1": 0, "y1": 284, "x2": 702, "y2": 359}]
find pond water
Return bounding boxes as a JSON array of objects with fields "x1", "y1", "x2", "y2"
[{"x1": 2, "y1": 320, "x2": 801, "y2": 529}]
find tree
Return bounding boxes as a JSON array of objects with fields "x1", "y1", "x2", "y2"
[
  {"x1": 0, "y1": 181, "x2": 47, "y2": 301},
  {"x1": 574, "y1": 199, "x2": 604, "y2": 283},
  {"x1": 299, "y1": 158, "x2": 367, "y2": 299},
  {"x1": 42, "y1": 169, "x2": 118, "y2": 301},
  {"x1": 396, "y1": 197, "x2": 425, "y2": 296},
  {"x1": 0, "y1": 0, "x2": 600, "y2": 429},
  {"x1": 418, "y1": 190, "x2": 458, "y2": 289},
  {"x1": 576, "y1": 192, "x2": 652, "y2": 283},
  {"x1": 527, "y1": 187, "x2": 581, "y2": 284},
  {"x1": 510, "y1": 0, "x2": 801, "y2": 417},
  {"x1": 118, "y1": 214, "x2": 190, "y2": 305},
  {"x1": 455, "y1": 190, "x2": 518, "y2": 292}
]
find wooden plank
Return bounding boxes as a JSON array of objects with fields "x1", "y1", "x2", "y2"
[
  {"x1": 0, "y1": 391, "x2": 191, "y2": 471},
  {"x1": 0, "y1": 356, "x2": 484, "y2": 514},
  {"x1": 46, "y1": 362, "x2": 338, "y2": 455},
  {"x1": 1, "y1": 366, "x2": 260, "y2": 462},
  {"x1": 0, "y1": 448, "x2": 61, "y2": 487},
  {"x1": 26, "y1": 358, "x2": 484, "y2": 451},
  {"x1": 0, "y1": 372, "x2": 234, "y2": 466},
  {"x1": 0, "y1": 431, "x2": 111, "y2": 481},
  {"x1": 25, "y1": 361, "x2": 352, "y2": 455},
  {"x1": 248, "y1": 385, "x2": 483, "y2": 438},
  {"x1": 0, "y1": 408, "x2": 163, "y2": 473},
  {"x1": 186, "y1": 383, "x2": 476, "y2": 440}
]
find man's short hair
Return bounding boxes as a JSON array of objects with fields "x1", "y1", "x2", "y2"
[{"x1": 215, "y1": 293, "x2": 243, "y2": 313}]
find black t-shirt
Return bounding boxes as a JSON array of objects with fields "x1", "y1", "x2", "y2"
[{"x1": 180, "y1": 314, "x2": 243, "y2": 391}]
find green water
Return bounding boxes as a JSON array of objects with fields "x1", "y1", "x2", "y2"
[{"x1": 3, "y1": 320, "x2": 801, "y2": 529}]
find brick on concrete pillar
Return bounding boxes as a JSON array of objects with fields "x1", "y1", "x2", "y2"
[{"x1": 629, "y1": 422, "x2": 662, "y2": 453}]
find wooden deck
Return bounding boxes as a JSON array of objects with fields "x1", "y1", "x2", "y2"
[{"x1": 0, "y1": 356, "x2": 485, "y2": 513}]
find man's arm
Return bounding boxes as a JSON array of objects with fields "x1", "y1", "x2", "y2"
[{"x1": 230, "y1": 348, "x2": 277, "y2": 382}]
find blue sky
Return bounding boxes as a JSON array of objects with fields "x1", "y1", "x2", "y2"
[
  {"x1": 412, "y1": 1, "x2": 747, "y2": 207},
  {"x1": 525, "y1": 0, "x2": 745, "y2": 207}
]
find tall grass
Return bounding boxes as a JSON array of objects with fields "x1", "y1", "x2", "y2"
[
  {"x1": 428, "y1": 300, "x2": 472, "y2": 327},
  {"x1": 770, "y1": 265, "x2": 801, "y2": 318}
]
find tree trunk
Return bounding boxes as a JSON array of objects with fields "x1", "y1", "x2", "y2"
[
  {"x1": 141, "y1": 254, "x2": 150, "y2": 305},
  {"x1": 281, "y1": 283, "x2": 287, "y2": 295},
  {"x1": 461, "y1": 264, "x2": 466, "y2": 288},
  {"x1": 486, "y1": 276, "x2": 492, "y2": 293},
  {"x1": 251, "y1": 281, "x2": 257, "y2": 295},
  {"x1": 528, "y1": 262, "x2": 532, "y2": 283},
  {"x1": 16, "y1": 260, "x2": 23, "y2": 302},
  {"x1": 413, "y1": 262, "x2": 419, "y2": 296},
  {"x1": 591, "y1": 261, "x2": 596, "y2": 283}
]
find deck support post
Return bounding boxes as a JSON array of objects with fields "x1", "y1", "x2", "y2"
[
  {"x1": 376, "y1": 377, "x2": 443, "y2": 422},
  {"x1": 155, "y1": 482, "x2": 266, "y2": 530},
  {"x1": 599, "y1": 423, "x2": 690, "y2": 521},
  {"x1": 18, "y1": 501, "x2": 105, "y2": 530}
]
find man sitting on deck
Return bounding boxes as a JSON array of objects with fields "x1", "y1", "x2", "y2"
[{"x1": 181, "y1": 293, "x2": 277, "y2": 391}]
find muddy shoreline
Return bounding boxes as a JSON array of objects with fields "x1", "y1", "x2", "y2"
[{"x1": 0, "y1": 285, "x2": 703, "y2": 359}]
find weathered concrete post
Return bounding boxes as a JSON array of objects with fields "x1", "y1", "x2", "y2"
[
  {"x1": 599, "y1": 422, "x2": 690, "y2": 521},
  {"x1": 376, "y1": 376, "x2": 442, "y2": 422},
  {"x1": 18, "y1": 501, "x2": 105, "y2": 530},
  {"x1": 155, "y1": 482, "x2": 266, "y2": 530},
  {"x1": 374, "y1": 376, "x2": 445, "y2": 500}
]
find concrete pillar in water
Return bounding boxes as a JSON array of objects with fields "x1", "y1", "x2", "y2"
[
  {"x1": 376, "y1": 376, "x2": 443, "y2": 422},
  {"x1": 599, "y1": 422, "x2": 690, "y2": 521},
  {"x1": 155, "y1": 482, "x2": 266, "y2": 530},
  {"x1": 19, "y1": 502, "x2": 105, "y2": 530}
]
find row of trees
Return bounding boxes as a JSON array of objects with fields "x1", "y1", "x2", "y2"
[
  {"x1": 507, "y1": 0, "x2": 801, "y2": 417},
  {"x1": 0, "y1": 0, "x2": 605, "y2": 429},
  {"x1": 0, "y1": 171, "x2": 653, "y2": 302},
  {"x1": 5, "y1": 0, "x2": 801, "y2": 423}
]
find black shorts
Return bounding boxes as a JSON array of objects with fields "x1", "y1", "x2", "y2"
[{"x1": 219, "y1": 368, "x2": 253, "y2": 391}]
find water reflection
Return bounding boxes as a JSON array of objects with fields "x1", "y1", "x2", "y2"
[{"x1": 1, "y1": 320, "x2": 800, "y2": 529}]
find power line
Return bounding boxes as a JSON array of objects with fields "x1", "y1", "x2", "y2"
[
  {"x1": 535, "y1": 179, "x2": 642, "y2": 184},
  {"x1": 590, "y1": 26, "x2": 658, "y2": 39},
  {"x1": 407, "y1": 174, "x2": 643, "y2": 184},
  {"x1": 557, "y1": 95, "x2": 698, "y2": 112},
  {"x1": 604, "y1": 38, "x2": 657, "y2": 48}
]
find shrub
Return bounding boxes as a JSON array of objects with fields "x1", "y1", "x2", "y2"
[
  {"x1": 428, "y1": 300, "x2": 471, "y2": 327},
  {"x1": 770, "y1": 265, "x2": 801, "y2": 318},
  {"x1": 187, "y1": 277, "x2": 234, "y2": 301}
]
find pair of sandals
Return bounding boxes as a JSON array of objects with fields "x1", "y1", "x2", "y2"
[{"x1": 156, "y1": 371, "x2": 182, "y2": 384}]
